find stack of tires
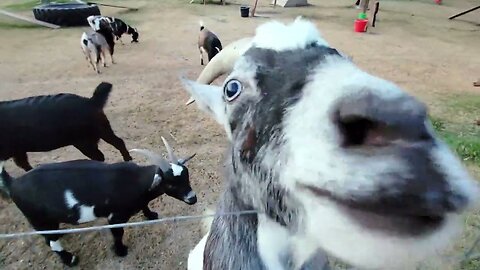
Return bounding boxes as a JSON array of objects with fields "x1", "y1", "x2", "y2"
[{"x1": 33, "y1": 2, "x2": 101, "y2": 27}]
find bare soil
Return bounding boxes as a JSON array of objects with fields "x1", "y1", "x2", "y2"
[{"x1": 0, "y1": 0, "x2": 479, "y2": 269}]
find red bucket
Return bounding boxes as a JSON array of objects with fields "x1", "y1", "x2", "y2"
[{"x1": 354, "y1": 19, "x2": 368, "y2": 33}]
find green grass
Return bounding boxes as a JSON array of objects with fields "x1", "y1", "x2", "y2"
[
  {"x1": 428, "y1": 93, "x2": 480, "y2": 269},
  {"x1": 0, "y1": 21, "x2": 42, "y2": 29},
  {"x1": 4, "y1": 0, "x2": 73, "y2": 11},
  {"x1": 431, "y1": 116, "x2": 480, "y2": 165},
  {"x1": 429, "y1": 92, "x2": 480, "y2": 166}
]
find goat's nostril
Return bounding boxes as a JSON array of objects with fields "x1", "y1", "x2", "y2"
[
  {"x1": 337, "y1": 116, "x2": 386, "y2": 147},
  {"x1": 446, "y1": 193, "x2": 468, "y2": 211},
  {"x1": 423, "y1": 191, "x2": 468, "y2": 213}
]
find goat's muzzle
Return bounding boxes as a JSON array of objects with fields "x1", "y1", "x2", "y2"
[{"x1": 183, "y1": 190, "x2": 197, "y2": 205}]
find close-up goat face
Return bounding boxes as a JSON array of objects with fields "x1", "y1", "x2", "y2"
[{"x1": 183, "y1": 18, "x2": 479, "y2": 269}]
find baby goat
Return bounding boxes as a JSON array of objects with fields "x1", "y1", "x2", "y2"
[
  {"x1": 0, "y1": 82, "x2": 132, "y2": 171},
  {"x1": 87, "y1": 15, "x2": 139, "y2": 44},
  {"x1": 0, "y1": 137, "x2": 197, "y2": 267},
  {"x1": 81, "y1": 30, "x2": 115, "y2": 74},
  {"x1": 198, "y1": 21, "x2": 222, "y2": 66}
]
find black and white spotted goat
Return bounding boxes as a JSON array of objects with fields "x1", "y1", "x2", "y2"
[
  {"x1": 87, "y1": 15, "x2": 139, "y2": 44},
  {"x1": 0, "y1": 137, "x2": 197, "y2": 267},
  {"x1": 0, "y1": 82, "x2": 131, "y2": 171},
  {"x1": 182, "y1": 18, "x2": 480, "y2": 270}
]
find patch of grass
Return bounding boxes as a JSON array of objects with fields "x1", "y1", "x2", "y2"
[
  {"x1": 0, "y1": 21, "x2": 42, "y2": 29},
  {"x1": 4, "y1": 0, "x2": 72, "y2": 11},
  {"x1": 430, "y1": 116, "x2": 480, "y2": 165}
]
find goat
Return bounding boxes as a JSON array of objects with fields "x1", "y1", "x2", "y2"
[
  {"x1": 87, "y1": 15, "x2": 139, "y2": 44},
  {"x1": 0, "y1": 82, "x2": 132, "y2": 171},
  {"x1": 0, "y1": 137, "x2": 197, "y2": 267},
  {"x1": 186, "y1": 37, "x2": 252, "y2": 105},
  {"x1": 81, "y1": 31, "x2": 114, "y2": 73},
  {"x1": 198, "y1": 21, "x2": 222, "y2": 66},
  {"x1": 181, "y1": 18, "x2": 480, "y2": 270}
]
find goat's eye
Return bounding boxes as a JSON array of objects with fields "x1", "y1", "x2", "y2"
[{"x1": 224, "y1": 79, "x2": 242, "y2": 102}]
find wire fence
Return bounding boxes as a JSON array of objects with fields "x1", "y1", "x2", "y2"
[{"x1": 0, "y1": 208, "x2": 479, "y2": 269}]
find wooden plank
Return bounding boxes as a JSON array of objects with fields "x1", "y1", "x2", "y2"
[
  {"x1": 86, "y1": 2, "x2": 139, "y2": 11},
  {"x1": 474, "y1": 79, "x2": 480, "y2": 87},
  {"x1": 0, "y1": 9, "x2": 60, "y2": 29},
  {"x1": 449, "y1": 5, "x2": 480, "y2": 20}
]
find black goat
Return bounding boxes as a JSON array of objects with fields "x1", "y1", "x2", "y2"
[
  {"x1": 0, "y1": 138, "x2": 197, "y2": 266},
  {"x1": 0, "y1": 82, "x2": 132, "y2": 171}
]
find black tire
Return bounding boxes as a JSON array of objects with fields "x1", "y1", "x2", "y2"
[{"x1": 32, "y1": 3, "x2": 101, "y2": 27}]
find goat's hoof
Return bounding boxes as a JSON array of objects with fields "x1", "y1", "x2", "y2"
[
  {"x1": 144, "y1": 211, "x2": 158, "y2": 220},
  {"x1": 60, "y1": 253, "x2": 79, "y2": 267},
  {"x1": 114, "y1": 245, "x2": 128, "y2": 257}
]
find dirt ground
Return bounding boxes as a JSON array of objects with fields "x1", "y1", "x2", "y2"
[{"x1": 0, "y1": 0, "x2": 479, "y2": 269}]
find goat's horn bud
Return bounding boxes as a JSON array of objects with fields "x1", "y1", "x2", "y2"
[
  {"x1": 186, "y1": 97, "x2": 196, "y2": 106},
  {"x1": 161, "y1": 136, "x2": 178, "y2": 163}
]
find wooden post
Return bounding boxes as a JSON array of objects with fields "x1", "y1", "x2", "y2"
[
  {"x1": 360, "y1": 0, "x2": 370, "y2": 13},
  {"x1": 251, "y1": 0, "x2": 259, "y2": 17},
  {"x1": 370, "y1": 1, "x2": 379, "y2": 27}
]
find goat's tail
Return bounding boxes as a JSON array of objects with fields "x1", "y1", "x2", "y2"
[
  {"x1": 0, "y1": 162, "x2": 12, "y2": 197},
  {"x1": 90, "y1": 82, "x2": 113, "y2": 108},
  {"x1": 199, "y1": 20, "x2": 204, "y2": 31}
]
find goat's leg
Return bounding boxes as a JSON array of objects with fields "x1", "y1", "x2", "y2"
[
  {"x1": 99, "y1": 120, "x2": 132, "y2": 161},
  {"x1": 94, "y1": 50, "x2": 101, "y2": 74},
  {"x1": 35, "y1": 223, "x2": 79, "y2": 266},
  {"x1": 74, "y1": 142, "x2": 105, "y2": 162},
  {"x1": 13, "y1": 153, "x2": 33, "y2": 171},
  {"x1": 142, "y1": 204, "x2": 158, "y2": 220},
  {"x1": 199, "y1": 47, "x2": 205, "y2": 66},
  {"x1": 108, "y1": 214, "x2": 129, "y2": 257},
  {"x1": 117, "y1": 36, "x2": 125, "y2": 45},
  {"x1": 110, "y1": 48, "x2": 115, "y2": 64},
  {"x1": 101, "y1": 50, "x2": 107, "y2": 67},
  {"x1": 83, "y1": 50, "x2": 95, "y2": 70}
]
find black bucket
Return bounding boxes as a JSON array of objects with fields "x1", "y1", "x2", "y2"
[{"x1": 240, "y1": 6, "x2": 250, "y2": 18}]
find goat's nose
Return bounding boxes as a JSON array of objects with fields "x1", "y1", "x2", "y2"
[
  {"x1": 423, "y1": 191, "x2": 469, "y2": 214},
  {"x1": 335, "y1": 93, "x2": 431, "y2": 147}
]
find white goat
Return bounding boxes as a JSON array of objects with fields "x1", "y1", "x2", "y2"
[
  {"x1": 182, "y1": 18, "x2": 479, "y2": 270},
  {"x1": 80, "y1": 31, "x2": 114, "y2": 74}
]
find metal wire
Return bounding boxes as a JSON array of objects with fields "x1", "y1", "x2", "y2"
[{"x1": 0, "y1": 210, "x2": 260, "y2": 239}]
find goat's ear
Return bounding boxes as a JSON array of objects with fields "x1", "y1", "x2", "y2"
[
  {"x1": 180, "y1": 78, "x2": 227, "y2": 126},
  {"x1": 178, "y1": 153, "x2": 196, "y2": 165}
]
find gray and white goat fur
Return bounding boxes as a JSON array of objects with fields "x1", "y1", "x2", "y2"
[
  {"x1": 0, "y1": 137, "x2": 197, "y2": 267},
  {"x1": 182, "y1": 18, "x2": 480, "y2": 270},
  {"x1": 81, "y1": 31, "x2": 115, "y2": 74},
  {"x1": 198, "y1": 21, "x2": 222, "y2": 66}
]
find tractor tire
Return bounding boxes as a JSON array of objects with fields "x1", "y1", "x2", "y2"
[{"x1": 32, "y1": 3, "x2": 101, "y2": 27}]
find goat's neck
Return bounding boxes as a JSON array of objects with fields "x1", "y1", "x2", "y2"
[{"x1": 204, "y1": 168, "x2": 329, "y2": 270}]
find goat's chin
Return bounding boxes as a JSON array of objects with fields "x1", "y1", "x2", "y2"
[{"x1": 301, "y1": 199, "x2": 463, "y2": 269}]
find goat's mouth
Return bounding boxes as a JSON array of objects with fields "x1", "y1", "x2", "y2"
[{"x1": 300, "y1": 184, "x2": 445, "y2": 236}]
